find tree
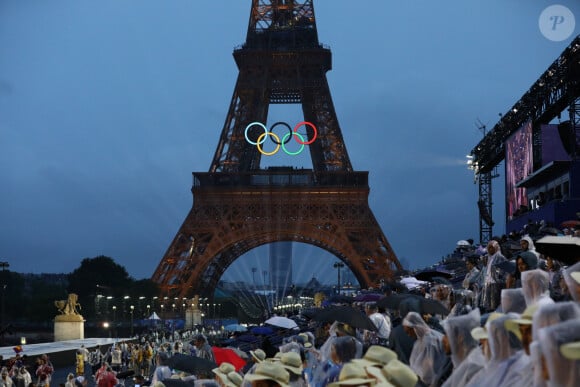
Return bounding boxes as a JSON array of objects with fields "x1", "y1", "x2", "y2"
[
  {"x1": 68, "y1": 256, "x2": 131, "y2": 298},
  {"x1": 68, "y1": 256, "x2": 133, "y2": 320}
]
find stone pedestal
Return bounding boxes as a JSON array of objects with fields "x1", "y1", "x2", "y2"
[
  {"x1": 54, "y1": 315, "x2": 85, "y2": 341},
  {"x1": 185, "y1": 308, "x2": 203, "y2": 329}
]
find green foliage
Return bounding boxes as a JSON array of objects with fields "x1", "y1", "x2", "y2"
[
  {"x1": 0, "y1": 271, "x2": 26, "y2": 320},
  {"x1": 67, "y1": 255, "x2": 131, "y2": 298},
  {"x1": 2, "y1": 256, "x2": 160, "y2": 324},
  {"x1": 23, "y1": 278, "x2": 68, "y2": 322}
]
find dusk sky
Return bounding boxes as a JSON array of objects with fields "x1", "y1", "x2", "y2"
[{"x1": 1, "y1": 1, "x2": 578, "y2": 285}]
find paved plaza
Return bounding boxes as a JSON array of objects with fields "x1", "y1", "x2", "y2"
[{"x1": 0, "y1": 337, "x2": 124, "y2": 359}]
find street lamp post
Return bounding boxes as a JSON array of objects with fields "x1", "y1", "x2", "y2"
[
  {"x1": 333, "y1": 262, "x2": 344, "y2": 294},
  {"x1": 112, "y1": 306, "x2": 117, "y2": 338},
  {"x1": 130, "y1": 305, "x2": 134, "y2": 337}
]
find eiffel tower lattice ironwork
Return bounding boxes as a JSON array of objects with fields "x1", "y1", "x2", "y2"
[{"x1": 152, "y1": 0, "x2": 402, "y2": 298}]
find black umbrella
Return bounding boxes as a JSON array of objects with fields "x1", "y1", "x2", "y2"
[
  {"x1": 415, "y1": 269, "x2": 453, "y2": 281},
  {"x1": 535, "y1": 236, "x2": 580, "y2": 265},
  {"x1": 312, "y1": 306, "x2": 377, "y2": 331},
  {"x1": 300, "y1": 307, "x2": 319, "y2": 319},
  {"x1": 162, "y1": 379, "x2": 196, "y2": 387},
  {"x1": 237, "y1": 334, "x2": 260, "y2": 343},
  {"x1": 116, "y1": 370, "x2": 135, "y2": 380},
  {"x1": 431, "y1": 277, "x2": 452, "y2": 286},
  {"x1": 169, "y1": 353, "x2": 217, "y2": 374},
  {"x1": 376, "y1": 294, "x2": 449, "y2": 316},
  {"x1": 375, "y1": 293, "x2": 414, "y2": 310},
  {"x1": 327, "y1": 294, "x2": 354, "y2": 303}
]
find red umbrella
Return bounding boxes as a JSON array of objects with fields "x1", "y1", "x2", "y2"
[
  {"x1": 212, "y1": 347, "x2": 246, "y2": 371},
  {"x1": 561, "y1": 220, "x2": 580, "y2": 229}
]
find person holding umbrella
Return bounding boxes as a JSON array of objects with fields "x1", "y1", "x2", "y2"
[
  {"x1": 151, "y1": 352, "x2": 172, "y2": 385},
  {"x1": 363, "y1": 303, "x2": 391, "y2": 347},
  {"x1": 193, "y1": 334, "x2": 216, "y2": 363}
]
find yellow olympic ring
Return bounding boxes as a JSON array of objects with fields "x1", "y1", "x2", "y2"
[{"x1": 256, "y1": 132, "x2": 281, "y2": 156}]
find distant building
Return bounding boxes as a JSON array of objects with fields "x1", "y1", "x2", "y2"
[{"x1": 269, "y1": 242, "x2": 292, "y2": 290}]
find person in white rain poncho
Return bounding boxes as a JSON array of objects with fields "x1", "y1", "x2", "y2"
[
  {"x1": 530, "y1": 342, "x2": 546, "y2": 387},
  {"x1": 465, "y1": 313, "x2": 522, "y2": 387},
  {"x1": 522, "y1": 269, "x2": 554, "y2": 307},
  {"x1": 441, "y1": 309, "x2": 485, "y2": 387},
  {"x1": 532, "y1": 301, "x2": 580, "y2": 342},
  {"x1": 528, "y1": 302, "x2": 580, "y2": 387},
  {"x1": 520, "y1": 235, "x2": 540, "y2": 257},
  {"x1": 562, "y1": 261, "x2": 580, "y2": 302},
  {"x1": 501, "y1": 288, "x2": 526, "y2": 314},
  {"x1": 537, "y1": 319, "x2": 580, "y2": 387},
  {"x1": 402, "y1": 311, "x2": 448, "y2": 386},
  {"x1": 501, "y1": 305, "x2": 539, "y2": 387}
]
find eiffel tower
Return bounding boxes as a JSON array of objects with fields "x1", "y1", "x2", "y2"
[{"x1": 152, "y1": 0, "x2": 402, "y2": 299}]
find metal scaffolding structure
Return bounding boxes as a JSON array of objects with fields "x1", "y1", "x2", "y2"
[{"x1": 469, "y1": 36, "x2": 580, "y2": 239}]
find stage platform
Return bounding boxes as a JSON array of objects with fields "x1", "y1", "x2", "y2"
[{"x1": 0, "y1": 337, "x2": 132, "y2": 367}]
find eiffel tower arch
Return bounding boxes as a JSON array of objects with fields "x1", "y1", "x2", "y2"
[{"x1": 152, "y1": 0, "x2": 402, "y2": 299}]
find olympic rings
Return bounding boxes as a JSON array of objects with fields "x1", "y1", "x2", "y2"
[{"x1": 245, "y1": 121, "x2": 318, "y2": 156}]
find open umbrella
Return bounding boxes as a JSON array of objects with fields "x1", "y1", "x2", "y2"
[
  {"x1": 430, "y1": 277, "x2": 452, "y2": 286},
  {"x1": 415, "y1": 270, "x2": 453, "y2": 281},
  {"x1": 457, "y1": 240, "x2": 471, "y2": 246},
  {"x1": 237, "y1": 334, "x2": 260, "y2": 343},
  {"x1": 312, "y1": 305, "x2": 377, "y2": 331},
  {"x1": 169, "y1": 353, "x2": 217, "y2": 374},
  {"x1": 224, "y1": 324, "x2": 247, "y2": 332},
  {"x1": 376, "y1": 294, "x2": 449, "y2": 316},
  {"x1": 161, "y1": 379, "x2": 196, "y2": 387},
  {"x1": 212, "y1": 347, "x2": 246, "y2": 371},
  {"x1": 265, "y1": 316, "x2": 298, "y2": 329},
  {"x1": 354, "y1": 293, "x2": 383, "y2": 302},
  {"x1": 535, "y1": 236, "x2": 580, "y2": 265},
  {"x1": 561, "y1": 220, "x2": 580, "y2": 229},
  {"x1": 328, "y1": 294, "x2": 354, "y2": 303},
  {"x1": 251, "y1": 326, "x2": 274, "y2": 335},
  {"x1": 226, "y1": 346, "x2": 249, "y2": 359},
  {"x1": 399, "y1": 276, "x2": 428, "y2": 289}
]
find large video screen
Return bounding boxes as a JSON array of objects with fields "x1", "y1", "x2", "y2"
[{"x1": 505, "y1": 121, "x2": 533, "y2": 219}]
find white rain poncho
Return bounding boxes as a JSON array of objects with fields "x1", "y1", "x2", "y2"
[
  {"x1": 465, "y1": 313, "x2": 522, "y2": 387},
  {"x1": 563, "y1": 261, "x2": 580, "y2": 302},
  {"x1": 318, "y1": 321, "x2": 339, "y2": 363},
  {"x1": 538, "y1": 319, "x2": 580, "y2": 386},
  {"x1": 441, "y1": 309, "x2": 484, "y2": 387},
  {"x1": 501, "y1": 288, "x2": 526, "y2": 313},
  {"x1": 530, "y1": 342, "x2": 547, "y2": 387},
  {"x1": 520, "y1": 235, "x2": 540, "y2": 257},
  {"x1": 522, "y1": 269, "x2": 554, "y2": 307},
  {"x1": 532, "y1": 301, "x2": 580, "y2": 342},
  {"x1": 403, "y1": 311, "x2": 447, "y2": 386},
  {"x1": 499, "y1": 349, "x2": 533, "y2": 387}
]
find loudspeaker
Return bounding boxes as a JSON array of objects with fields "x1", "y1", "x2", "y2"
[{"x1": 558, "y1": 121, "x2": 574, "y2": 156}]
